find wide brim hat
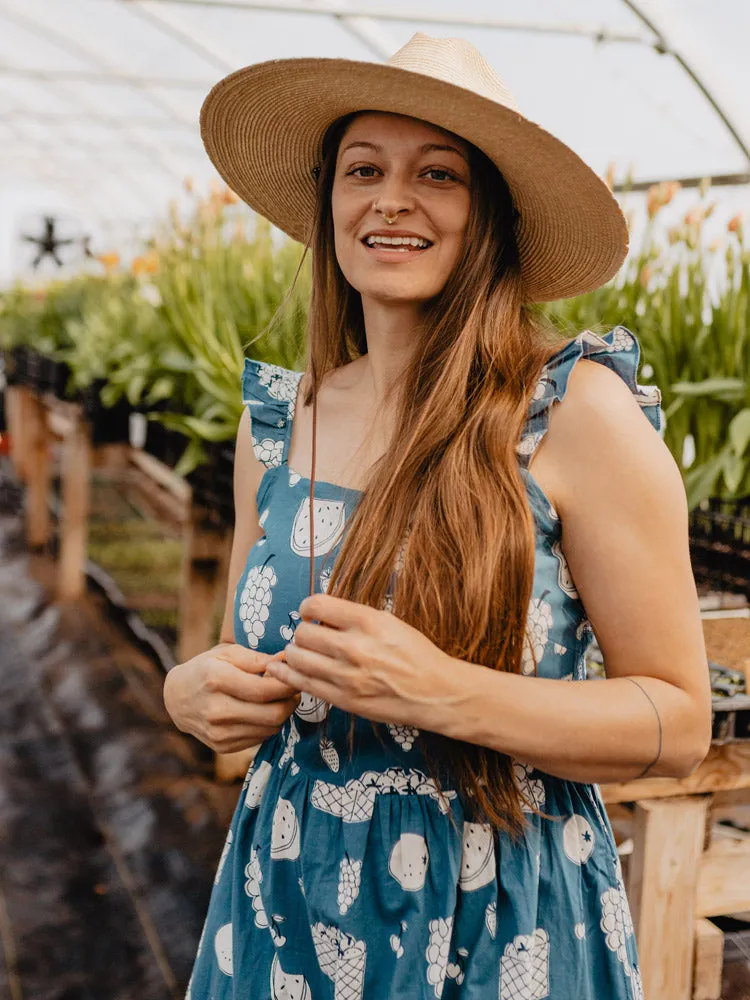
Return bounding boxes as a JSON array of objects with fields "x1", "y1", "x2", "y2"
[{"x1": 200, "y1": 32, "x2": 628, "y2": 303}]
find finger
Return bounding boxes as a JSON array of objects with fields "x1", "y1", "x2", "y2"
[
  {"x1": 298, "y1": 593, "x2": 376, "y2": 632},
  {"x1": 294, "y1": 620, "x2": 357, "y2": 659},
  {"x1": 264, "y1": 660, "x2": 343, "y2": 711},
  {"x1": 211, "y1": 693, "x2": 300, "y2": 728},
  {"x1": 215, "y1": 644, "x2": 278, "y2": 674},
  {"x1": 214, "y1": 661, "x2": 301, "y2": 703}
]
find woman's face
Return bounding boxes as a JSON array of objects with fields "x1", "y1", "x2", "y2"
[{"x1": 331, "y1": 112, "x2": 472, "y2": 306}]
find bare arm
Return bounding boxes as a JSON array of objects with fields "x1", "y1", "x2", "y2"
[{"x1": 434, "y1": 360, "x2": 712, "y2": 782}]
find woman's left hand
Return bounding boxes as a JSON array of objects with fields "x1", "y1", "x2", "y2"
[{"x1": 264, "y1": 593, "x2": 456, "y2": 729}]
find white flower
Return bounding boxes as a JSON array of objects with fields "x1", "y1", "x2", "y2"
[{"x1": 244, "y1": 849, "x2": 269, "y2": 929}]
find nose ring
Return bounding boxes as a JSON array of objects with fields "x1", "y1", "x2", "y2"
[{"x1": 373, "y1": 202, "x2": 398, "y2": 225}]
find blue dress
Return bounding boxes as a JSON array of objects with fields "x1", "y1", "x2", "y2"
[{"x1": 186, "y1": 326, "x2": 662, "y2": 1000}]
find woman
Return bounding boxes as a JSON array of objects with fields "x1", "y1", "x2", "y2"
[{"x1": 165, "y1": 33, "x2": 712, "y2": 1000}]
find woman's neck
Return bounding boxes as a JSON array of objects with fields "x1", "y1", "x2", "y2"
[{"x1": 359, "y1": 295, "x2": 422, "y2": 404}]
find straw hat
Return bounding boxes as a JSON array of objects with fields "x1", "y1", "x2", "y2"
[{"x1": 200, "y1": 32, "x2": 628, "y2": 302}]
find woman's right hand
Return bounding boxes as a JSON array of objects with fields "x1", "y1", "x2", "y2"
[{"x1": 163, "y1": 643, "x2": 301, "y2": 754}]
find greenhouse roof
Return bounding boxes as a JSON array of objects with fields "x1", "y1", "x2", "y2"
[{"x1": 2, "y1": 0, "x2": 749, "y2": 282}]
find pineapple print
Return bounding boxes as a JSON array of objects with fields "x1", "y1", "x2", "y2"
[
  {"x1": 387, "y1": 724, "x2": 420, "y2": 752},
  {"x1": 337, "y1": 854, "x2": 363, "y2": 915},
  {"x1": 311, "y1": 923, "x2": 367, "y2": 1000},
  {"x1": 485, "y1": 901, "x2": 497, "y2": 940},
  {"x1": 238, "y1": 564, "x2": 277, "y2": 648},
  {"x1": 500, "y1": 928, "x2": 550, "y2": 1000},
  {"x1": 521, "y1": 593, "x2": 554, "y2": 675},
  {"x1": 425, "y1": 916, "x2": 453, "y2": 998},
  {"x1": 320, "y1": 736, "x2": 340, "y2": 772},
  {"x1": 513, "y1": 761, "x2": 546, "y2": 813}
]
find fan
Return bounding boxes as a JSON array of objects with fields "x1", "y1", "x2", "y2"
[{"x1": 18, "y1": 213, "x2": 90, "y2": 270}]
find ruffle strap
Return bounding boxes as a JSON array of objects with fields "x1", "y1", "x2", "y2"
[
  {"x1": 516, "y1": 326, "x2": 663, "y2": 469},
  {"x1": 241, "y1": 358, "x2": 303, "y2": 469}
]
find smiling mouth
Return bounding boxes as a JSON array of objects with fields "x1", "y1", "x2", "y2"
[{"x1": 362, "y1": 234, "x2": 433, "y2": 253}]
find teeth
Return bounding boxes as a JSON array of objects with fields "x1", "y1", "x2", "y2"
[{"x1": 365, "y1": 235, "x2": 430, "y2": 248}]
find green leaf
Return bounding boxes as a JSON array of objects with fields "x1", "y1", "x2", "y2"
[{"x1": 728, "y1": 408, "x2": 750, "y2": 456}]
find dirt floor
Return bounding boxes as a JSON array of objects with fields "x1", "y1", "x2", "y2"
[{"x1": 0, "y1": 463, "x2": 237, "y2": 999}]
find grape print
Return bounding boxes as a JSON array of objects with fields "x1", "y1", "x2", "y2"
[
  {"x1": 238, "y1": 564, "x2": 276, "y2": 648},
  {"x1": 253, "y1": 434, "x2": 284, "y2": 468},
  {"x1": 425, "y1": 916, "x2": 453, "y2": 999},
  {"x1": 338, "y1": 855, "x2": 363, "y2": 915},
  {"x1": 522, "y1": 593, "x2": 553, "y2": 675},
  {"x1": 500, "y1": 929, "x2": 550, "y2": 1000},
  {"x1": 387, "y1": 723, "x2": 420, "y2": 752},
  {"x1": 244, "y1": 848, "x2": 270, "y2": 929},
  {"x1": 446, "y1": 947, "x2": 469, "y2": 987},
  {"x1": 257, "y1": 362, "x2": 302, "y2": 407},
  {"x1": 390, "y1": 921, "x2": 408, "y2": 959}
]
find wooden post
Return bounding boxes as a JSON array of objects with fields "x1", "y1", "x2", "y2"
[
  {"x1": 692, "y1": 919, "x2": 723, "y2": 1000},
  {"x1": 24, "y1": 390, "x2": 52, "y2": 548},
  {"x1": 10, "y1": 385, "x2": 35, "y2": 482},
  {"x1": 177, "y1": 504, "x2": 229, "y2": 664},
  {"x1": 56, "y1": 414, "x2": 91, "y2": 601},
  {"x1": 627, "y1": 796, "x2": 710, "y2": 1000}
]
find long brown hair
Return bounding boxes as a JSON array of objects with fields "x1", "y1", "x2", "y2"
[{"x1": 303, "y1": 113, "x2": 571, "y2": 839}]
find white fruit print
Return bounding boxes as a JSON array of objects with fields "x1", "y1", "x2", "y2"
[
  {"x1": 387, "y1": 724, "x2": 420, "y2": 752},
  {"x1": 214, "y1": 828, "x2": 233, "y2": 885},
  {"x1": 271, "y1": 798, "x2": 301, "y2": 861},
  {"x1": 290, "y1": 497, "x2": 348, "y2": 557},
  {"x1": 288, "y1": 468, "x2": 302, "y2": 487},
  {"x1": 278, "y1": 717, "x2": 300, "y2": 776},
  {"x1": 238, "y1": 564, "x2": 277, "y2": 648},
  {"x1": 390, "y1": 920, "x2": 408, "y2": 959},
  {"x1": 270, "y1": 953, "x2": 312, "y2": 1000},
  {"x1": 388, "y1": 833, "x2": 429, "y2": 892},
  {"x1": 257, "y1": 362, "x2": 302, "y2": 406},
  {"x1": 280, "y1": 610, "x2": 301, "y2": 642},
  {"x1": 244, "y1": 848, "x2": 270, "y2": 929},
  {"x1": 600, "y1": 856, "x2": 635, "y2": 972},
  {"x1": 458, "y1": 823, "x2": 496, "y2": 892},
  {"x1": 296, "y1": 691, "x2": 330, "y2": 723},
  {"x1": 259, "y1": 507, "x2": 270, "y2": 528},
  {"x1": 214, "y1": 922, "x2": 234, "y2": 976},
  {"x1": 320, "y1": 567, "x2": 331, "y2": 593},
  {"x1": 269, "y1": 914, "x2": 288, "y2": 949},
  {"x1": 513, "y1": 761, "x2": 546, "y2": 813},
  {"x1": 425, "y1": 916, "x2": 453, "y2": 999},
  {"x1": 630, "y1": 965, "x2": 645, "y2": 1000},
  {"x1": 562, "y1": 814, "x2": 595, "y2": 865},
  {"x1": 311, "y1": 769, "x2": 457, "y2": 823},
  {"x1": 521, "y1": 592, "x2": 553, "y2": 675},
  {"x1": 320, "y1": 736, "x2": 340, "y2": 772},
  {"x1": 532, "y1": 374, "x2": 554, "y2": 402},
  {"x1": 553, "y1": 643, "x2": 567, "y2": 656},
  {"x1": 245, "y1": 759, "x2": 273, "y2": 809},
  {"x1": 574, "y1": 923, "x2": 586, "y2": 940},
  {"x1": 311, "y1": 923, "x2": 367, "y2": 1000},
  {"x1": 516, "y1": 430, "x2": 544, "y2": 458},
  {"x1": 446, "y1": 947, "x2": 469, "y2": 986},
  {"x1": 337, "y1": 854, "x2": 363, "y2": 914},
  {"x1": 551, "y1": 540, "x2": 578, "y2": 598},
  {"x1": 500, "y1": 928, "x2": 550, "y2": 1000},
  {"x1": 253, "y1": 435, "x2": 284, "y2": 468},
  {"x1": 606, "y1": 327, "x2": 635, "y2": 353},
  {"x1": 485, "y1": 901, "x2": 497, "y2": 940}
]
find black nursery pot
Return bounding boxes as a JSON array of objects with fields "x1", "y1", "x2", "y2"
[
  {"x1": 80, "y1": 380, "x2": 133, "y2": 445},
  {"x1": 143, "y1": 419, "x2": 188, "y2": 469},
  {"x1": 689, "y1": 494, "x2": 750, "y2": 594},
  {"x1": 187, "y1": 441, "x2": 236, "y2": 527}
]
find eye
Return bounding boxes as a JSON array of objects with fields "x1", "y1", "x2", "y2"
[
  {"x1": 347, "y1": 165, "x2": 380, "y2": 179},
  {"x1": 423, "y1": 168, "x2": 459, "y2": 182}
]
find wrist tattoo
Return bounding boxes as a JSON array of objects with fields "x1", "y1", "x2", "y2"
[{"x1": 623, "y1": 676, "x2": 663, "y2": 779}]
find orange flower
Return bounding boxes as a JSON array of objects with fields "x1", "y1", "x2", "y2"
[
  {"x1": 639, "y1": 265, "x2": 652, "y2": 288},
  {"x1": 728, "y1": 213, "x2": 743, "y2": 233},
  {"x1": 647, "y1": 181, "x2": 681, "y2": 219},
  {"x1": 605, "y1": 162, "x2": 616, "y2": 192},
  {"x1": 222, "y1": 185, "x2": 239, "y2": 205},
  {"x1": 97, "y1": 251, "x2": 120, "y2": 272},
  {"x1": 184, "y1": 176, "x2": 194, "y2": 194}
]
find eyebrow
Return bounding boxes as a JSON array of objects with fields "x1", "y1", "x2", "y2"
[{"x1": 340, "y1": 140, "x2": 469, "y2": 162}]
